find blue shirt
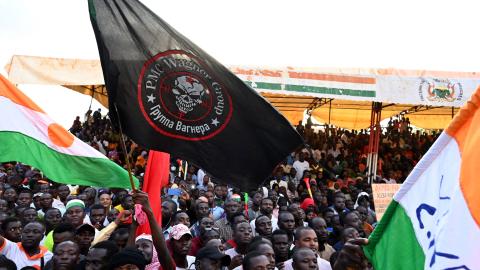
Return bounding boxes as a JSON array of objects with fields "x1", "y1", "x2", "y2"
[{"x1": 211, "y1": 206, "x2": 225, "y2": 221}]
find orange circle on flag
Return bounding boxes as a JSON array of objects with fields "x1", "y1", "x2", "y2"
[{"x1": 47, "y1": 123, "x2": 74, "y2": 148}]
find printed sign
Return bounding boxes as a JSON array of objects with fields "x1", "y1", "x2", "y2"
[{"x1": 372, "y1": 184, "x2": 401, "y2": 220}]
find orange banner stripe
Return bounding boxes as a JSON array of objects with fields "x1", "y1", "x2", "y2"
[
  {"x1": 0, "y1": 74, "x2": 44, "y2": 113},
  {"x1": 287, "y1": 71, "x2": 375, "y2": 84},
  {"x1": 231, "y1": 68, "x2": 375, "y2": 84}
]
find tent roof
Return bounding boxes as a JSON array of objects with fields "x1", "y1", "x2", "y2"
[{"x1": 5, "y1": 55, "x2": 476, "y2": 129}]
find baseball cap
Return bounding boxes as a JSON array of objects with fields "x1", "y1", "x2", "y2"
[
  {"x1": 196, "y1": 246, "x2": 231, "y2": 266},
  {"x1": 135, "y1": 233, "x2": 152, "y2": 242},
  {"x1": 169, "y1": 224, "x2": 192, "y2": 240},
  {"x1": 65, "y1": 199, "x2": 85, "y2": 211},
  {"x1": 76, "y1": 223, "x2": 95, "y2": 234}
]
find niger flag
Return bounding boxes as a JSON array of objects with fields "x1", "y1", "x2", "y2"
[
  {"x1": 0, "y1": 74, "x2": 136, "y2": 188},
  {"x1": 364, "y1": 87, "x2": 480, "y2": 269}
]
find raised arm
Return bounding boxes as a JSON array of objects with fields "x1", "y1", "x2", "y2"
[{"x1": 133, "y1": 190, "x2": 175, "y2": 270}]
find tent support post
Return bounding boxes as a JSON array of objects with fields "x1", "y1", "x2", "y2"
[
  {"x1": 88, "y1": 85, "x2": 95, "y2": 111},
  {"x1": 328, "y1": 99, "x2": 332, "y2": 124},
  {"x1": 367, "y1": 102, "x2": 382, "y2": 184}
]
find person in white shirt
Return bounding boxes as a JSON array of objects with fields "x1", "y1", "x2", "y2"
[
  {"x1": 283, "y1": 227, "x2": 332, "y2": 270},
  {"x1": 250, "y1": 198, "x2": 278, "y2": 233},
  {"x1": 292, "y1": 248, "x2": 318, "y2": 270},
  {"x1": 225, "y1": 222, "x2": 253, "y2": 269},
  {"x1": 293, "y1": 153, "x2": 309, "y2": 185},
  {"x1": 0, "y1": 221, "x2": 53, "y2": 269}
]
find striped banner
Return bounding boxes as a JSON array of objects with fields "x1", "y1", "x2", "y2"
[{"x1": 231, "y1": 67, "x2": 376, "y2": 100}]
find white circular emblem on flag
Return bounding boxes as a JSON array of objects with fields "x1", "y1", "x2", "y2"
[{"x1": 138, "y1": 50, "x2": 233, "y2": 141}]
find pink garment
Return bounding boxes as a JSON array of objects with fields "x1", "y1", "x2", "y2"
[
  {"x1": 146, "y1": 247, "x2": 160, "y2": 270},
  {"x1": 135, "y1": 204, "x2": 147, "y2": 225}
]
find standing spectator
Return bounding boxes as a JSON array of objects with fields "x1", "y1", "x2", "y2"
[{"x1": 293, "y1": 153, "x2": 309, "y2": 186}]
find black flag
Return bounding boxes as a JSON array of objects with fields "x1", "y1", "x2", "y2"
[{"x1": 88, "y1": 0, "x2": 303, "y2": 190}]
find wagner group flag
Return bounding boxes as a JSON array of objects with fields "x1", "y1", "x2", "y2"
[
  {"x1": 0, "y1": 75, "x2": 137, "y2": 188},
  {"x1": 88, "y1": 0, "x2": 303, "y2": 190},
  {"x1": 364, "y1": 88, "x2": 480, "y2": 269}
]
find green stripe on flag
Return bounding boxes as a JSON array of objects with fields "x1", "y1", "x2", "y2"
[
  {"x1": 364, "y1": 200, "x2": 425, "y2": 270},
  {"x1": 244, "y1": 81, "x2": 376, "y2": 97},
  {"x1": 0, "y1": 131, "x2": 137, "y2": 189}
]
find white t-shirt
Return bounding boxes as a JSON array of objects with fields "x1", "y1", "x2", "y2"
[
  {"x1": 384, "y1": 178, "x2": 397, "y2": 184},
  {"x1": 293, "y1": 160, "x2": 309, "y2": 182},
  {"x1": 0, "y1": 239, "x2": 53, "y2": 269},
  {"x1": 225, "y1": 247, "x2": 241, "y2": 259},
  {"x1": 176, "y1": 255, "x2": 196, "y2": 270},
  {"x1": 283, "y1": 256, "x2": 332, "y2": 270}
]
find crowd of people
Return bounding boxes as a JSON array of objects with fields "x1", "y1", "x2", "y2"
[{"x1": 0, "y1": 109, "x2": 438, "y2": 269}]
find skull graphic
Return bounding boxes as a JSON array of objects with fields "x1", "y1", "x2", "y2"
[{"x1": 171, "y1": 75, "x2": 206, "y2": 114}]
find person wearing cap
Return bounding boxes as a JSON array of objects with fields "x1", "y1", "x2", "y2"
[
  {"x1": 168, "y1": 224, "x2": 196, "y2": 269},
  {"x1": 76, "y1": 223, "x2": 96, "y2": 256},
  {"x1": 108, "y1": 247, "x2": 148, "y2": 270},
  {"x1": 64, "y1": 199, "x2": 87, "y2": 228},
  {"x1": 134, "y1": 234, "x2": 160, "y2": 270},
  {"x1": 195, "y1": 246, "x2": 231, "y2": 270},
  {"x1": 132, "y1": 190, "x2": 178, "y2": 270}
]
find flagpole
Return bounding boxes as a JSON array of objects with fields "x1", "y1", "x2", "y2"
[
  {"x1": 183, "y1": 161, "x2": 188, "y2": 180},
  {"x1": 113, "y1": 103, "x2": 136, "y2": 191}
]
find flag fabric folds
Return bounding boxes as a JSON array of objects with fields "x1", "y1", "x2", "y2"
[
  {"x1": 136, "y1": 150, "x2": 170, "y2": 235},
  {"x1": 88, "y1": 0, "x2": 303, "y2": 190},
  {"x1": 0, "y1": 74, "x2": 136, "y2": 189},
  {"x1": 363, "y1": 87, "x2": 480, "y2": 269}
]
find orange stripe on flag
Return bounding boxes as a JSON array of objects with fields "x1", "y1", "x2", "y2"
[
  {"x1": 446, "y1": 86, "x2": 480, "y2": 227},
  {"x1": 0, "y1": 74, "x2": 44, "y2": 113}
]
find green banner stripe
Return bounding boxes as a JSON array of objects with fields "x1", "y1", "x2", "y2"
[
  {"x1": 244, "y1": 81, "x2": 376, "y2": 97},
  {"x1": 0, "y1": 131, "x2": 137, "y2": 189},
  {"x1": 363, "y1": 200, "x2": 425, "y2": 269}
]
